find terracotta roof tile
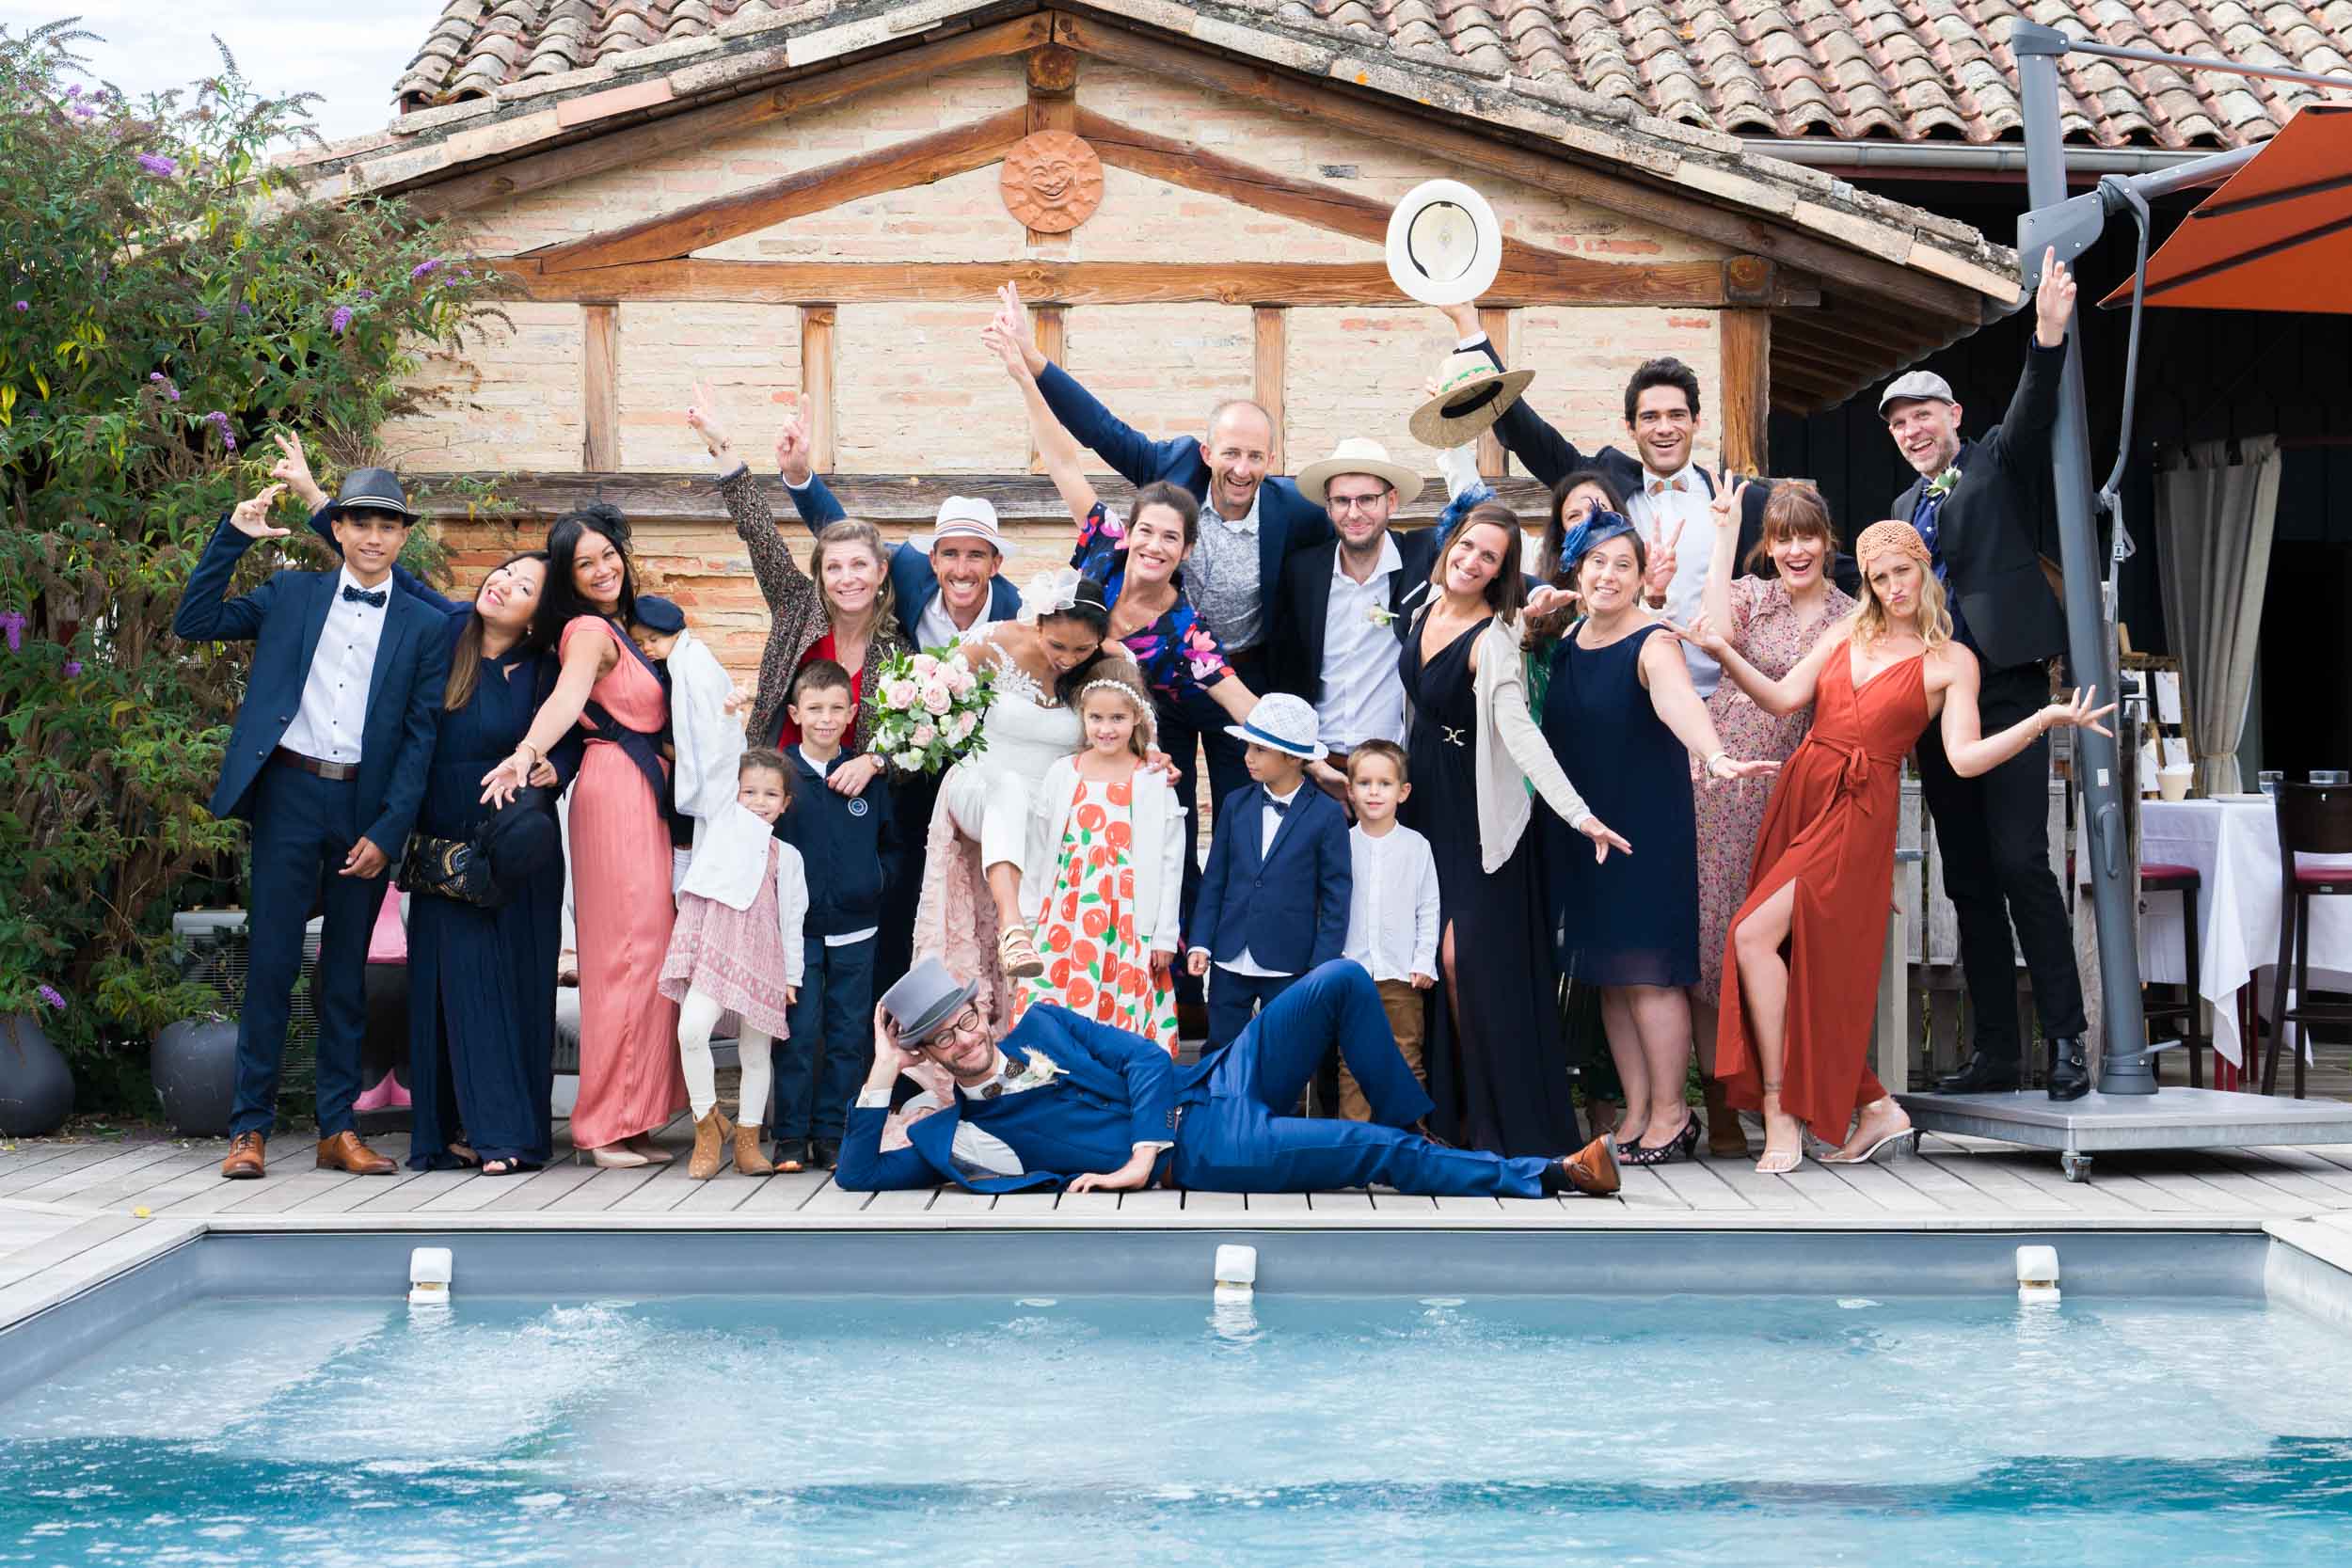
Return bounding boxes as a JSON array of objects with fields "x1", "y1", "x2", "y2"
[{"x1": 391, "y1": 0, "x2": 2345, "y2": 148}]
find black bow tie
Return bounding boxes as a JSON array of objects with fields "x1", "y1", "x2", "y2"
[
  {"x1": 342, "y1": 584, "x2": 387, "y2": 609},
  {"x1": 1265, "y1": 792, "x2": 1290, "y2": 816}
]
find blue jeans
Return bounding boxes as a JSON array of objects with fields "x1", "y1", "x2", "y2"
[
  {"x1": 233, "y1": 764, "x2": 380, "y2": 1138},
  {"x1": 1206, "y1": 967, "x2": 1296, "y2": 1054},
  {"x1": 772, "y1": 933, "x2": 876, "y2": 1141}
]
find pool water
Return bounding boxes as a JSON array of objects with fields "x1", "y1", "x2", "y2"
[{"x1": 5, "y1": 1291, "x2": 2350, "y2": 1565}]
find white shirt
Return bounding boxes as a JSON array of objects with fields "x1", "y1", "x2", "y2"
[
  {"x1": 1343, "y1": 822, "x2": 1440, "y2": 984},
  {"x1": 1628, "y1": 459, "x2": 1723, "y2": 698},
  {"x1": 852, "y1": 1043, "x2": 1172, "y2": 1179},
  {"x1": 279, "y1": 566, "x2": 389, "y2": 764},
  {"x1": 914, "y1": 594, "x2": 989, "y2": 653},
  {"x1": 1216, "y1": 784, "x2": 1301, "y2": 978},
  {"x1": 800, "y1": 744, "x2": 879, "y2": 947},
  {"x1": 1317, "y1": 534, "x2": 1407, "y2": 751}
]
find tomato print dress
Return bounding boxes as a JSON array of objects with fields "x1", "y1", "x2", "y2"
[{"x1": 1011, "y1": 775, "x2": 1181, "y2": 1054}]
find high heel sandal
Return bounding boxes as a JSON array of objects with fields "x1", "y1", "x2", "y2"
[
  {"x1": 1820, "y1": 1125, "x2": 1918, "y2": 1164},
  {"x1": 1621, "y1": 1111, "x2": 1700, "y2": 1167},
  {"x1": 1754, "y1": 1082, "x2": 1803, "y2": 1175},
  {"x1": 625, "y1": 1133, "x2": 675, "y2": 1165},
  {"x1": 998, "y1": 927, "x2": 1045, "y2": 979}
]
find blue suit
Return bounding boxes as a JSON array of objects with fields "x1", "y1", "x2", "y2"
[
  {"x1": 1191, "y1": 782, "x2": 1351, "y2": 1051},
  {"x1": 838, "y1": 961, "x2": 1561, "y2": 1196},
  {"x1": 780, "y1": 472, "x2": 1024, "y2": 645},
  {"x1": 173, "y1": 517, "x2": 450, "y2": 1138}
]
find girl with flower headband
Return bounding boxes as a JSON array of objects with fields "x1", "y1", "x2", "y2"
[
  {"x1": 1679, "y1": 518, "x2": 2114, "y2": 1175},
  {"x1": 1010, "y1": 668, "x2": 1186, "y2": 1053}
]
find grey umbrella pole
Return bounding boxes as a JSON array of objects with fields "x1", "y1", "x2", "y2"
[{"x1": 2012, "y1": 24, "x2": 2153, "y2": 1093}]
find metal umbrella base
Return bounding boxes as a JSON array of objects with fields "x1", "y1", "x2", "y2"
[{"x1": 1895, "y1": 1085, "x2": 2352, "y2": 1182}]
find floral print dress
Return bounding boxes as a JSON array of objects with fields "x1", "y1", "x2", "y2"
[
  {"x1": 1073, "y1": 501, "x2": 1233, "y2": 730},
  {"x1": 1011, "y1": 774, "x2": 1180, "y2": 1054}
]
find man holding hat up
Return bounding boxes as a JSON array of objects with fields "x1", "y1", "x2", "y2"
[
  {"x1": 1883, "y1": 251, "x2": 2089, "y2": 1101},
  {"x1": 1268, "y1": 437, "x2": 1436, "y2": 775},
  {"x1": 839, "y1": 954, "x2": 1622, "y2": 1199},
  {"x1": 173, "y1": 468, "x2": 448, "y2": 1180}
]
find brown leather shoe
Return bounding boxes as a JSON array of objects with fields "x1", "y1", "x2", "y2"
[
  {"x1": 315, "y1": 1130, "x2": 396, "y2": 1175},
  {"x1": 1545, "y1": 1133, "x2": 1622, "y2": 1198},
  {"x1": 220, "y1": 1132, "x2": 267, "y2": 1180}
]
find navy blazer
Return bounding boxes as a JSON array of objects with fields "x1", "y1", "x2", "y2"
[
  {"x1": 172, "y1": 517, "x2": 449, "y2": 856},
  {"x1": 835, "y1": 1004, "x2": 1211, "y2": 1192},
  {"x1": 1470, "y1": 341, "x2": 1859, "y2": 596},
  {"x1": 1888, "y1": 341, "x2": 2070, "y2": 673},
  {"x1": 1034, "y1": 362, "x2": 1334, "y2": 616},
  {"x1": 782, "y1": 472, "x2": 1024, "y2": 646},
  {"x1": 1190, "y1": 782, "x2": 1351, "y2": 975},
  {"x1": 1265, "y1": 529, "x2": 1440, "y2": 707}
]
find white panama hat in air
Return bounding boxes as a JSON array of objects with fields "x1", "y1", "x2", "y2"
[{"x1": 1386, "y1": 180, "x2": 1503, "y2": 308}]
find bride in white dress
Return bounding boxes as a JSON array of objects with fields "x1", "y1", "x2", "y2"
[{"x1": 915, "y1": 567, "x2": 1136, "y2": 996}]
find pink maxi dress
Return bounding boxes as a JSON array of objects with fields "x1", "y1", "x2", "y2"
[{"x1": 564, "y1": 615, "x2": 687, "y2": 1148}]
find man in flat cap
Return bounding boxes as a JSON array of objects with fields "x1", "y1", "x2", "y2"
[
  {"x1": 1881, "y1": 249, "x2": 2089, "y2": 1101},
  {"x1": 839, "y1": 958, "x2": 1621, "y2": 1199}
]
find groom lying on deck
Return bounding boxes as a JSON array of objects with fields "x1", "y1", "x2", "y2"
[{"x1": 838, "y1": 958, "x2": 1620, "y2": 1198}]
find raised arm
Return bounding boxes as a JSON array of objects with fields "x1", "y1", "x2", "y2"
[
  {"x1": 983, "y1": 292, "x2": 1099, "y2": 528},
  {"x1": 1638, "y1": 631, "x2": 1778, "y2": 781},
  {"x1": 768, "y1": 394, "x2": 856, "y2": 535},
  {"x1": 1682, "y1": 612, "x2": 1836, "y2": 719},
  {"x1": 1003, "y1": 279, "x2": 1186, "y2": 487},
  {"x1": 687, "y1": 381, "x2": 813, "y2": 611},
  {"x1": 271, "y1": 434, "x2": 461, "y2": 615},
  {"x1": 172, "y1": 488, "x2": 291, "y2": 642},
  {"x1": 1985, "y1": 249, "x2": 2076, "y2": 476},
  {"x1": 480, "y1": 620, "x2": 615, "y2": 805},
  {"x1": 1934, "y1": 645, "x2": 2114, "y2": 778},
  {"x1": 1701, "y1": 476, "x2": 1745, "y2": 637},
  {"x1": 1437, "y1": 298, "x2": 1586, "y2": 488}
]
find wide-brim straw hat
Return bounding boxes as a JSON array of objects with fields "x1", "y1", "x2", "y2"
[
  {"x1": 1295, "y1": 436, "x2": 1425, "y2": 508},
  {"x1": 1409, "y1": 351, "x2": 1535, "y2": 449}
]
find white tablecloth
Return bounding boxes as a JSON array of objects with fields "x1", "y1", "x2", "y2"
[{"x1": 2137, "y1": 799, "x2": 2352, "y2": 1066}]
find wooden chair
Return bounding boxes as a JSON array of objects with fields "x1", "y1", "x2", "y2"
[
  {"x1": 2138, "y1": 863, "x2": 2209, "y2": 1086},
  {"x1": 2262, "y1": 783, "x2": 2352, "y2": 1098}
]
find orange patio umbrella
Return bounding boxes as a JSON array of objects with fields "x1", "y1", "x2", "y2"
[{"x1": 2101, "y1": 103, "x2": 2352, "y2": 313}]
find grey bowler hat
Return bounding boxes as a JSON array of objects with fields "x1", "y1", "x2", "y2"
[
  {"x1": 1877, "y1": 370, "x2": 1957, "y2": 416},
  {"x1": 880, "y1": 957, "x2": 979, "y2": 1045}
]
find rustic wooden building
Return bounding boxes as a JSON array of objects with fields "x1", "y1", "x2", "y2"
[{"x1": 288, "y1": 0, "x2": 2033, "y2": 679}]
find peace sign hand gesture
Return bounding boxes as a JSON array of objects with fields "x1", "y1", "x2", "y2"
[
  {"x1": 773, "y1": 394, "x2": 815, "y2": 485},
  {"x1": 1642, "y1": 514, "x2": 1683, "y2": 606},
  {"x1": 228, "y1": 484, "x2": 291, "y2": 541}
]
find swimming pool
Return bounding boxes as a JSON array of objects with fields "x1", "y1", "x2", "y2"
[{"x1": 7, "y1": 1274, "x2": 2350, "y2": 1565}]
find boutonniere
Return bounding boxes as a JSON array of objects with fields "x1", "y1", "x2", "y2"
[
  {"x1": 1009, "y1": 1050, "x2": 1064, "y2": 1089},
  {"x1": 1366, "y1": 604, "x2": 1396, "y2": 629},
  {"x1": 1925, "y1": 466, "x2": 1963, "y2": 500}
]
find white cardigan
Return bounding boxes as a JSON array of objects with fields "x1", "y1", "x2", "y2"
[
  {"x1": 1024, "y1": 755, "x2": 1186, "y2": 953},
  {"x1": 1469, "y1": 612, "x2": 1595, "y2": 873}
]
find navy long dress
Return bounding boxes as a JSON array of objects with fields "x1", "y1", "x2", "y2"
[
  {"x1": 1400, "y1": 612, "x2": 1580, "y2": 1158},
  {"x1": 405, "y1": 626, "x2": 566, "y2": 1170},
  {"x1": 1541, "y1": 622, "x2": 1700, "y2": 989}
]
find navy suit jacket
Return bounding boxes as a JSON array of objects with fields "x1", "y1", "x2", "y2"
[
  {"x1": 1034, "y1": 362, "x2": 1334, "y2": 616},
  {"x1": 1191, "y1": 782, "x2": 1351, "y2": 974},
  {"x1": 782, "y1": 472, "x2": 1024, "y2": 646},
  {"x1": 172, "y1": 517, "x2": 449, "y2": 856},
  {"x1": 835, "y1": 1004, "x2": 1212, "y2": 1192}
]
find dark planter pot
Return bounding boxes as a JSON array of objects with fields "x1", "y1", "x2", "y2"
[
  {"x1": 151, "y1": 1019, "x2": 241, "y2": 1138},
  {"x1": 0, "y1": 1014, "x2": 74, "y2": 1137}
]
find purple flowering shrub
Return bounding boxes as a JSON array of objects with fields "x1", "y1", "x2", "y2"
[{"x1": 0, "y1": 21, "x2": 503, "y2": 1105}]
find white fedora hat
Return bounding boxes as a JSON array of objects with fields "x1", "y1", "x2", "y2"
[
  {"x1": 1224, "y1": 692, "x2": 1327, "y2": 763},
  {"x1": 912, "y1": 494, "x2": 1015, "y2": 557},
  {"x1": 1295, "y1": 436, "x2": 1425, "y2": 509},
  {"x1": 1386, "y1": 179, "x2": 1502, "y2": 308},
  {"x1": 1408, "y1": 350, "x2": 1536, "y2": 449}
]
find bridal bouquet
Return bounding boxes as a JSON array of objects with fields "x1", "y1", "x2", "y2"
[{"x1": 865, "y1": 645, "x2": 994, "y2": 774}]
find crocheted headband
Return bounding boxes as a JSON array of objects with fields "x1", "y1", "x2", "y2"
[{"x1": 1853, "y1": 518, "x2": 1932, "y2": 576}]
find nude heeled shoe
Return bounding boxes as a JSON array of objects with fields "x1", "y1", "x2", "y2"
[
  {"x1": 1754, "y1": 1083, "x2": 1803, "y2": 1176},
  {"x1": 998, "y1": 927, "x2": 1045, "y2": 979}
]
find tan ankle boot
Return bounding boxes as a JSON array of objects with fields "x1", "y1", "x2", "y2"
[
  {"x1": 733, "y1": 1120, "x2": 773, "y2": 1177},
  {"x1": 1702, "y1": 1078, "x2": 1749, "y2": 1159},
  {"x1": 688, "y1": 1109, "x2": 731, "y2": 1180}
]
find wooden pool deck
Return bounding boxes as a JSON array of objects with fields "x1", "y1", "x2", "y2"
[{"x1": 8, "y1": 1121, "x2": 2352, "y2": 1334}]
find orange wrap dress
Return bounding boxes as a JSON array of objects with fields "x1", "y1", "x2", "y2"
[{"x1": 1716, "y1": 648, "x2": 1931, "y2": 1141}]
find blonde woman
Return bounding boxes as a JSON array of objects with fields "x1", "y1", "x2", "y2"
[
  {"x1": 685, "y1": 384, "x2": 910, "y2": 773},
  {"x1": 1684, "y1": 520, "x2": 2113, "y2": 1175}
]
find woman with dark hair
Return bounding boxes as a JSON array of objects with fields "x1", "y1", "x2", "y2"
[
  {"x1": 1402, "y1": 501, "x2": 1628, "y2": 1158},
  {"x1": 1686, "y1": 478, "x2": 1855, "y2": 1157},
  {"x1": 484, "y1": 503, "x2": 687, "y2": 1168},
  {"x1": 273, "y1": 434, "x2": 572, "y2": 1174},
  {"x1": 1539, "y1": 513, "x2": 1773, "y2": 1167}
]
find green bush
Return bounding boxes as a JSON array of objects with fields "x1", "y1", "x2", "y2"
[{"x1": 0, "y1": 21, "x2": 503, "y2": 1110}]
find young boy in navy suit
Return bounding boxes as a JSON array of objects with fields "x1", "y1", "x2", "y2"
[
  {"x1": 1185, "y1": 693, "x2": 1352, "y2": 1052},
  {"x1": 173, "y1": 473, "x2": 449, "y2": 1180}
]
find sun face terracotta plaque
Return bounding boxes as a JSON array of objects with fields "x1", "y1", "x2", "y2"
[{"x1": 1000, "y1": 131, "x2": 1103, "y2": 233}]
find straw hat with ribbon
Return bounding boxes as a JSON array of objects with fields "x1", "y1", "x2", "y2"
[
  {"x1": 1409, "y1": 351, "x2": 1535, "y2": 449},
  {"x1": 1295, "y1": 436, "x2": 1425, "y2": 508}
]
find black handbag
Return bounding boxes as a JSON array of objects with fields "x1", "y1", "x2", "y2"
[{"x1": 396, "y1": 831, "x2": 505, "y2": 908}]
